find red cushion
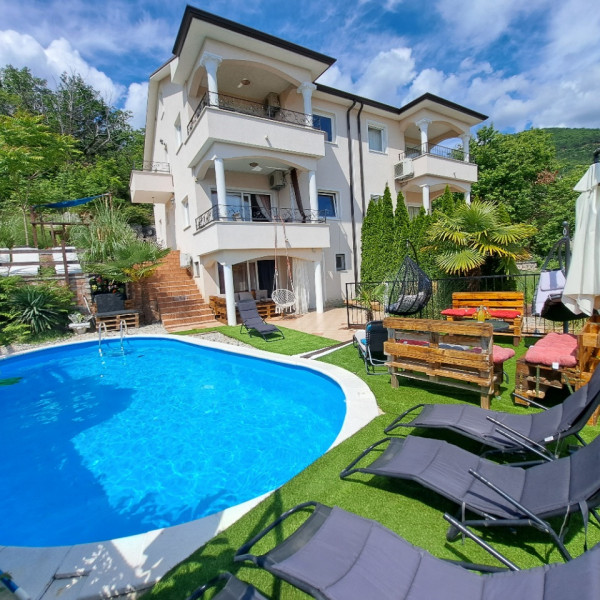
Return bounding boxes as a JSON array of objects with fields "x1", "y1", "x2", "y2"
[
  {"x1": 396, "y1": 339, "x2": 429, "y2": 346},
  {"x1": 525, "y1": 333, "x2": 578, "y2": 367},
  {"x1": 492, "y1": 345, "x2": 516, "y2": 364},
  {"x1": 441, "y1": 308, "x2": 477, "y2": 317},
  {"x1": 488, "y1": 309, "x2": 521, "y2": 318}
]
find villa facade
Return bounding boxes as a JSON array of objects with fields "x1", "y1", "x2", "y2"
[{"x1": 130, "y1": 6, "x2": 487, "y2": 325}]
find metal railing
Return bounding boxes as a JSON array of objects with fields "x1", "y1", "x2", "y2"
[
  {"x1": 133, "y1": 161, "x2": 171, "y2": 173},
  {"x1": 195, "y1": 205, "x2": 327, "y2": 232},
  {"x1": 345, "y1": 273, "x2": 584, "y2": 335},
  {"x1": 188, "y1": 92, "x2": 317, "y2": 136},
  {"x1": 399, "y1": 143, "x2": 467, "y2": 162}
]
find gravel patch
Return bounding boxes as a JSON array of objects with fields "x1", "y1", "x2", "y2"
[{"x1": 0, "y1": 323, "x2": 251, "y2": 357}]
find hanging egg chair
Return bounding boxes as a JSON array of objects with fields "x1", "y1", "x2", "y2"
[
  {"x1": 386, "y1": 242, "x2": 432, "y2": 316},
  {"x1": 272, "y1": 218, "x2": 296, "y2": 313}
]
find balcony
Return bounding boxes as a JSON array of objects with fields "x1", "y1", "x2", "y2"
[
  {"x1": 129, "y1": 162, "x2": 174, "y2": 204},
  {"x1": 394, "y1": 143, "x2": 477, "y2": 184},
  {"x1": 195, "y1": 205, "x2": 326, "y2": 231},
  {"x1": 193, "y1": 205, "x2": 330, "y2": 257},
  {"x1": 183, "y1": 93, "x2": 326, "y2": 167}
]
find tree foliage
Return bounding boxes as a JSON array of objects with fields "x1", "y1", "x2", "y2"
[
  {"x1": 469, "y1": 125, "x2": 581, "y2": 260},
  {"x1": 0, "y1": 65, "x2": 148, "y2": 230},
  {"x1": 426, "y1": 199, "x2": 537, "y2": 276}
]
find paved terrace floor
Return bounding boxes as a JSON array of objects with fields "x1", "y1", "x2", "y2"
[{"x1": 270, "y1": 306, "x2": 355, "y2": 342}]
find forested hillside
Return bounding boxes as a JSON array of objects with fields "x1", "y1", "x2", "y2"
[{"x1": 542, "y1": 127, "x2": 600, "y2": 171}]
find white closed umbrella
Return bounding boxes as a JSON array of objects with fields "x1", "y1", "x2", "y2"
[{"x1": 563, "y1": 162, "x2": 600, "y2": 316}]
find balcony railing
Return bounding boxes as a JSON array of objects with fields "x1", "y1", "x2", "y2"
[
  {"x1": 195, "y1": 205, "x2": 327, "y2": 232},
  {"x1": 399, "y1": 143, "x2": 467, "y2": 162},
  {"x1": 187, "y1": 92, "x2": 319, "y2": 136},
  {"x1": 133, "y1": 161, "x2": 171, "y2": 173}
]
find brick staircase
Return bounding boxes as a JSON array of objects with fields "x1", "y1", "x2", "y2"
[{"x1": 146, "y1": 250, "x2": 218, "y2": 332}]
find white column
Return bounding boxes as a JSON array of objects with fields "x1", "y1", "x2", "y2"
[
  {"x1": 214, "y1": 156, "x2": 227, "y2": 219},
  {"x1": 222, "y1": 263, "x2": 237, "y2": 326},
  {"x1": 314, "y1": 259, "x2": 324, "y2": 313},
  {"x1": 460, "y1": 133, "x2": 471, "y2": 162},
  {"x1": 308, "y1": 170, "x2": 318, "y2": 216},
  {"x1": 297, "y1": 82, "x2": 316, "y2": 126},
  {"x1": 465, "y1": 190, "x2": 471, "y2": 205},
  {"x1": 200, "y1": 52, "x2": 222, "y2": 105},
  {"x1": 415, "y1": 118, "x2": 432, "y2": 154},
  {"x1": 421, "y1": 184, "x2": 431, "y2": 214}
]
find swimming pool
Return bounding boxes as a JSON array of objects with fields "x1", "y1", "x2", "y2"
[{"x1": 0, "y1": 336, "x2": 346, "y2": 547}]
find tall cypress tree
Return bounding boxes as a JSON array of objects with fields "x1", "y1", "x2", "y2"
[
  {"x1": 392, "y1": 189, "x2": 410, "y2": 275},
  {"x1": 377, "y1": 184, "x2": 395, "y2": 281},
  {"x1": 360, "y1": 195, "x2": 380, "y2": 282}
]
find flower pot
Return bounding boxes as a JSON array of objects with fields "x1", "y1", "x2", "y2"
[{"x1": 68, "y1": 322, "x2": 91, "y2": 335}]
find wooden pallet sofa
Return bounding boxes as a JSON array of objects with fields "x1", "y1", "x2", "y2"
[
  {"x1": 383, "y1": 317, "x2": 514, "y2": 409},
  {"x1": 93, "y1": 293, "x2": 140, "y2": 331},
  {"x1": 441, "y1": 291, "x2": 524, "y2": 345}
]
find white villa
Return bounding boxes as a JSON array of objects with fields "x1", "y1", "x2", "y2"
[{"x1": 130, "y1": 6, "x2": 487, "y2": 326}]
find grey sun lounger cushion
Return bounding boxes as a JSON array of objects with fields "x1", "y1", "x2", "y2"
[
  {"x1": 235, "y1": 502, "x2": 600, "y2": 600},
  {"x1": 187, "y1": 572, "x2": 268, "y2": 600},
  {"x1": 238, "y1": 299, "x2": 284, "y2": 342},
  {"x1": 387, "y1": 362, "x2": 600, "y2": 451}
]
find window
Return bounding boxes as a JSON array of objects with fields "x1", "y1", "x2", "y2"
[
  {"x1": 408, "y1": 205, "x2": 421, "y2": 220},
  {"x1": 318, "y1": 192, "x2": 337, "y2": 218},
  {"x1": 313, "y1": 113, "x2": 334, "y2": 142},
  {"x1": 336, "y1": 254, "x2": 346, "y2": 271},
  {"x1": 367, "y1": 123, "x2": 386, "y2": 153},
  {"x1": 182, "y1": 197, "x2": 190, "y2": 228}
]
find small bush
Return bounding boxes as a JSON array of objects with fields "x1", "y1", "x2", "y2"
[{"x1": 11, "y1": 283, "x2": 74, "y2": 335}]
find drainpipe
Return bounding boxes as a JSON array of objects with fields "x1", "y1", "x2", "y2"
[
  {"x1": 346, "y1": 100, "x2": 358, "y2": 279},
  {"x1": 356, "y1": 102, "x2": 366, "y2": 215}
]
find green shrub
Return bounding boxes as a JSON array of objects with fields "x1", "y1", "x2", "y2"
[{"x1": 11, "y1": 283, "x2": 74, "y2": 334}]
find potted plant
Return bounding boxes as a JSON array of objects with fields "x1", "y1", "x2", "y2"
[{"x1": 68, "y1": 312, "x2": 93, "y2": 334}]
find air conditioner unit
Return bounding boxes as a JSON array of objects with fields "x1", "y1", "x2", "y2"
[
  {"x1": 394, "y1": 158, "x2": 414, "y2": 180},
  {"x1": 269, "y1": 170, "x2": 286, "y2": 190}
]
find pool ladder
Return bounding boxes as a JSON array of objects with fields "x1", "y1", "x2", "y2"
[
  {"x1": 97, "y1": 320, "x2": 128, "y2": 354},
  {"x1": 97, "y1": 322, "x2": 108, "y2": 354}
]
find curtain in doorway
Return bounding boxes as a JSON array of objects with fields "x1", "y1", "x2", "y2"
[
  {"x1": 293, "y1": 258, "x2": 310, "y2": 314},
  {"x1": 255, "y1": 194, "x2": 272, "y2": 221}
]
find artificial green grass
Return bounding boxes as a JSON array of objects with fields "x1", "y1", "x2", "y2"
[
  {"x1": 148, "y1": 331, "x2": 600, "y2": 600},
  {"x1": 173, "y1": 325, "x2": 340, "y2": 356}
]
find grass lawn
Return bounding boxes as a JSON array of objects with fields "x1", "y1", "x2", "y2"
[{"x1": 148, "y1": 328, "x2": 600, "y2": 600}]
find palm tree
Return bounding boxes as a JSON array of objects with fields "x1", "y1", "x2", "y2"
[{"x1": 426, "y1": 199, "x2": 536, "y2": 276}]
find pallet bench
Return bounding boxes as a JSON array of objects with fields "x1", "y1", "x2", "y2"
[
  {"x1": 93, "y1": 293, "x2": 140, "y2": 331},
  {"x1": 383, "y1": 317, "x2": 508, "y2": 409},
  {"x1": 209, "y1": 295, "x2": 278, "y2": 324},
  {"x1": 441, "y1": 291, "x2": 524, "y2": 345}
]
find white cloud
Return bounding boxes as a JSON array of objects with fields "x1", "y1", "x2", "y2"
[
  {"x1": 124, "y1": 82, "x2": 149, "y2": 129},
  {"x1": 356, "y1": 47, "x2": 415, "y2": 102},
  {"x1": 0, "y1": 30, "x2": 123, "y2": 103},
  {"x1": 434, "y1": 0, "x2": 546, "y2": 50}
]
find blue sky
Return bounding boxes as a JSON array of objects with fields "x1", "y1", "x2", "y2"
[{"x1": 1, "y1": 0, "x2": 599, "y2": 133}]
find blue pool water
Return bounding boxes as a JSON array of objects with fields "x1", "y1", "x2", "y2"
[{"x1": 0, "y1": 337, "x2": 346, "y2": 547}]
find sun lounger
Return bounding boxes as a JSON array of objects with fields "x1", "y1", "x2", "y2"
[
  {"x1": 386, "y1": 362, "x2": 600, "y2": 452},
  {"x1": 234, "y1": 501, "x2": 600, "y2": 600},
  {"x1": 341, "y1": 432, "x2": 600, "y2": 560},
  {"x1": 238, "y1": 299, "x2": 284, "y2": 342}
]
